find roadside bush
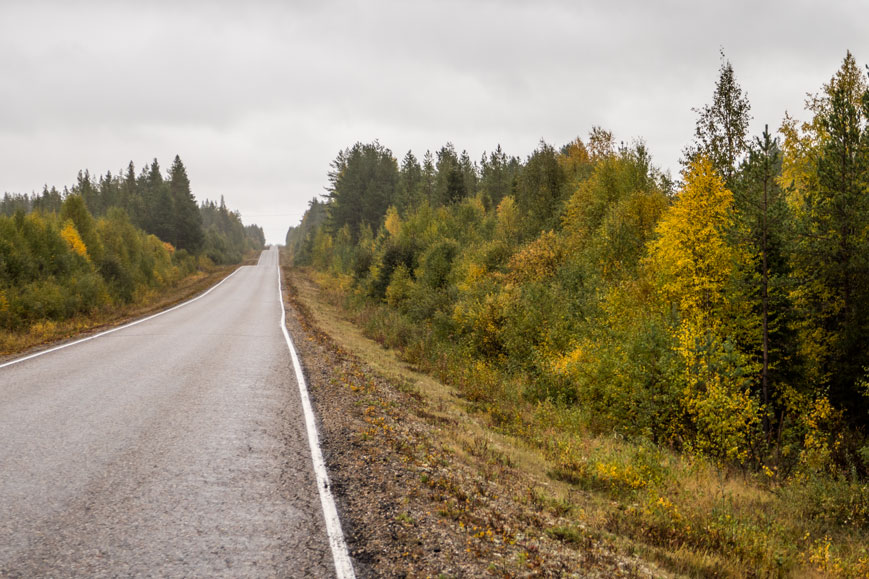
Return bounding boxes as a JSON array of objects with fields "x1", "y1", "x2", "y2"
[
  {"x1": 369, "y1": 242, "x2": 417, "y2": 299},
  {"x1": 417, "y1": 239, "x2": 459, "y2": 290},
  {"x1": 68, "y1": 273, "x2": 108, "y2": 314},
  {"x1": 782, "y1": 472, "x2": 869, "y2": 529},
  {"x1": 14, "y1": 280, "x2": 67, "y2": 323}
]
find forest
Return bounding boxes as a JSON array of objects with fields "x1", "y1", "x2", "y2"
[
  {"x1": 0, "y1": 155, "x2": 264, "y2": 336},
  {"x1": 287, "y1": 52, "x2": 869, "y2": 574}
]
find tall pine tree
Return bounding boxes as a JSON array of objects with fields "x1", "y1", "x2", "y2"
[
  {"x1": 326, "y1": 142, "x2": 398, "y2": 239},
  {"x1": 168, "y1": 155, "x2": 204, "y2": 252}
]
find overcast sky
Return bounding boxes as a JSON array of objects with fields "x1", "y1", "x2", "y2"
[{"x1": 2, "y1": 1, "x2": 867, "y2": 243}]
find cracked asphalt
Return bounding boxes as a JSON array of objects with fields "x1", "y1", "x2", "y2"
[{"x1": 0, "y1": 247, "x2": 336, "y2": 577}]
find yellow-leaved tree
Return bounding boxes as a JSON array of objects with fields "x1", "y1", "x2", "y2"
[
  {"x1": 647, "y1": 156, "x2": 759, "y2": 464},
  {"x1": 60, "y1": 220, "x2": 89, "y2": 260},
  {"x1": 383, "y1": 205, "x2": 401, "y2": 237}
]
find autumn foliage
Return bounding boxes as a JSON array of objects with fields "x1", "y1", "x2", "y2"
[
  {"x1": 1, "y1": 157, "x2": 265, "y2": 339},
  {"x1": 287, "y1": 52, "x2": 869, "y2": 575}
]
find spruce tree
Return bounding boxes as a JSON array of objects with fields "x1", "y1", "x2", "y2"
[
  {"x1": 120, "y1": 161, "x2": 138, "y2": 220},
  {"x1": 140, "y1": 159, "x2": 174, "y2": 243},
  {"x1": 459, "y1": 149, "x2": 478, "y2": 198},
  {"x1": 168, "y1": 155, "x2": 204, "y2": 251},
  {"x1": 796, "y1": 52, "x2": 869, "y2": 422},
  {"x1": 397, "y1": 151, "x2": 422, "y2": 214},
  {"x1": 517, "y1": 141, "x2": 566, "y2": 234},
  {"x1": 480, "y1": 146, "x2": 512, "y2": 209},
  {"x1": 733, "y1": 127, "x2": 794, "y2": 443},
  {"x1": 421, "y1": 150, "x2": 436, "y2": 203},
  {"x1": 434, "y1": 143, "x2": 461, "y2": 206}
]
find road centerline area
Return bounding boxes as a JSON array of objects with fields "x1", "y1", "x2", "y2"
[{"x1": 0, "y1": 247, "x2": 343, "y2": 577}]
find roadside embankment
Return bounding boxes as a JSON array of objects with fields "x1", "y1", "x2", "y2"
[{"x1": 281, "y1": 260, "x2": 660, "y2": 578}]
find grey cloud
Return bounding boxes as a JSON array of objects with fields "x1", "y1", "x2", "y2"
[{"x1": 1, "y1": 0, "x2": 867, "y2": 242}]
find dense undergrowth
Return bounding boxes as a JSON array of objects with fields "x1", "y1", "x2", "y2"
[{"x1": 309, "y1": 269, "x2": 868, "y2": 576}]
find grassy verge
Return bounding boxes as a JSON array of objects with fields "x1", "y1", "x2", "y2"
[
  {"x1": 284, "y1": 261, "x2": 658, "y2": 577},
  {"x1": 291, "y1": 265, "x2": 869, "y2": 578},
  {"x1": 0, "y1": 255, "x2": 256, "y2": 359}
]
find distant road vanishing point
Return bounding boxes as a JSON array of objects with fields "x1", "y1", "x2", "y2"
[{"x1": 0, "y1": 247, "x2": 351, "y2": 578}]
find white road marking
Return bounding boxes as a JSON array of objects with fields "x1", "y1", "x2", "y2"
[
  {"x1": 0, "y1": 267, "x2": 245, "y2": 370},
  {"x1": 277, "y1": 260, "x2": 356, "y2": 579}
]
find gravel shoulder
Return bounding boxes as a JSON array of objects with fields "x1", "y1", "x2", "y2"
[{"x1": 281, "y1": 262, "x2": 671, "y2": 578}]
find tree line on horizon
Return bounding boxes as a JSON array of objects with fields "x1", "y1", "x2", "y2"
[
  {"x1": 0, "y1": 156, "x2": 264, "y2": 333},
  {"x1": 287, "y1": 51, "x2": 869, "y2": 487}
]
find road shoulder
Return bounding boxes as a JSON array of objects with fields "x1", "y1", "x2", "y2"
[{"x1": 280, "y1": 262, "x2": 664, "y2": 578}]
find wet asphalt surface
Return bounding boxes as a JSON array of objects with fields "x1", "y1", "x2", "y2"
[{"x1": 0, "y1": 247, "x2": 335, "y2": 577}]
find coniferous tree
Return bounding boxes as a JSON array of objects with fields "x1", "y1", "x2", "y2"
[
  {"x1": 75, "y1": 170, "x2": 102, "y2": 216},
  {"x1": 326, "y1": 142, "x2": 398, "y2": 239},
  {"x1": 444, "y1": 166, "x2": 466, "y2": 205},
  {"x1": 1, "y1": 193, "x2": 31, "y2": 216},
  {"x1": 397, "y1": 151, "x2": 422, "y2": 214},
  {"x1": 480, "y1": 145, "x2": 512, "y2": 209},
  {"x1": 140, "y1": 158, "x2": 174, "y2": 242},
  {"x1": 121, "y1": 161, "x2": 140, "y2": 224},
  {"x1": 33, "y1": 186, "x2": 62, "y2": 214},
  {"x1": 516, "y1": 141, "x2": 566, "y2": 233},
  {"x1": 459, "y1": 149, "x2": 478, "y2": 198},
  {"x1": 435, "y1": 143, "x2": 464, "y2": 206},
  {"x1": 168, "y1": 155, "x2": 204, "y2": 252},
  {"x1": 794, "y1": 52, "x2": 869, "y2": 422},
  {"x1": 733, "y1": 126, "x2": 794, "y2": 443},
  {"x1": 99, "y1": 171, "x2": 119, "y2": 213},
  {"x1": 421, "y1": 150, "x2": 436, "y2": 203},
  {"x1": 683, "y1": 51, "x2": 752, "y2": 183}
]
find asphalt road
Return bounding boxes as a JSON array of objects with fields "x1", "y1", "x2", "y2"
[{"x1": 0, "y1": 247, "x2": 337, "y2": 577}]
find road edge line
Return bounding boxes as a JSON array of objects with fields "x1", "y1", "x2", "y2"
[
  {"x1": 277, "y1": 259, "x2": 356, "y2": 579},
  {"x1": 0, "y1": 266, "x2": 245, "y2": 370}
]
